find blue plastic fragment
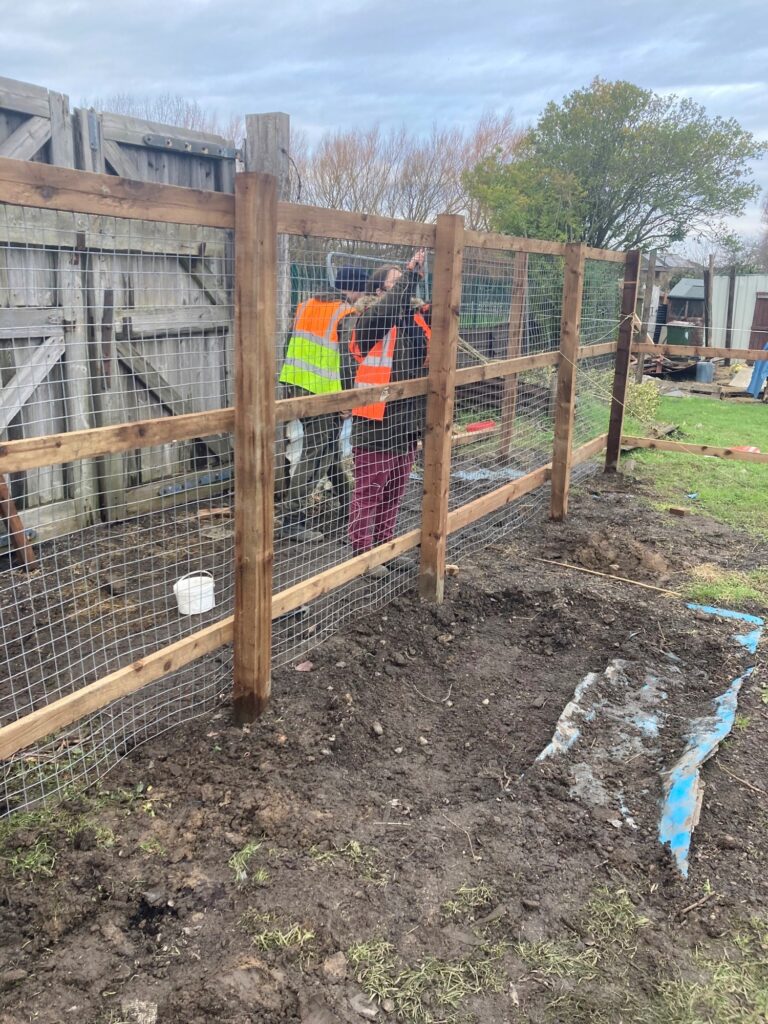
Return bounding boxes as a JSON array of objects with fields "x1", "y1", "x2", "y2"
[
  {"x1": 659, "y1": 605, "x2": 764, "y2": 876},
  {"x1": 686, "y1": 492, "x2": 699, "y2": 500}
]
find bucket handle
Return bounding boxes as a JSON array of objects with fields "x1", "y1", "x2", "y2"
[{"x1": 176, "y1": 571, "x2": 214, "y2": 585}]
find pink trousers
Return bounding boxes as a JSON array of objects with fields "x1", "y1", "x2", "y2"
[{"x1": 348, "y1": 447, "x2": 417, "y2": 553}]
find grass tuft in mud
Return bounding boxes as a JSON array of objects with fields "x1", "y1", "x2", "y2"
[{"x1": 347, "y1": 937, "x2": 508, "y2": 1023}]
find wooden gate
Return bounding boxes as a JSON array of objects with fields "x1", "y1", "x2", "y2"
[{"x1": 0, "y1": 75, "x2": 243, "y2": 541}]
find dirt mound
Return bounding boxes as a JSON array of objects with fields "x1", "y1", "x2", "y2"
[{"x1": 546, "y1": 528, "x2": 670, "y2": 581}]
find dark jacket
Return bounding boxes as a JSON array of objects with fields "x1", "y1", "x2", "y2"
[{"x1": 341, "y1": 271, "x2": 430, "y2": 453}]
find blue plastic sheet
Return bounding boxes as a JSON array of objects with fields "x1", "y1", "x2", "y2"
[{"x1": 659, "y1": 605, "x2": 765, "y2": 876}]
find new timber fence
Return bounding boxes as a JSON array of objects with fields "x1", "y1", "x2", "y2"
[{"x1": 1, "y1": 160, "x2": 632, "y2": 812}]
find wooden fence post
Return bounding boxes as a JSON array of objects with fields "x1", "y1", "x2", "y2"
[
  {"x1": 605, "y1": 249, "x2": 641, "y2": 473},
  {"x1": 635, "y1": 248, "x2": 656, "y2": 381},
  {"x1": 499, "y1": 250, "x2": 528, "y2": 460},
  {"x1": 550, "y1": 242, "x2": 586, "y2": 521},
  {"x1": 418, "y1": 213, "x2": 465, "y2": 603},
  {"x1": 233, "y1": 172, "x2": 277, "y2": 723}
]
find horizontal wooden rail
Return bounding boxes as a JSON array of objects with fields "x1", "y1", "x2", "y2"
[
  {"x1": 633, "y1": 343, "x2": 768, "y2": 361},
  {"x1": 0, "y1": 155, "x2": 235, "y2": 228},
  {"x1": 0, "y1": 409, "x2": 235, "y2": 473},
  {"x1": 0, "y1": 341, "x2": 619, "y2": 472},
  {"x1": 446, "y1": 432, "x2": 608, "y2": 534},
  {"x1": 275, "y1": 379, "x2": 428, "y2": 421},
  {"x1": 461, "y1": 230, "x2": 626, "y2": 264},
  {"x1": 577, "y1": 340, "x2": 620, "y2": 360},
  {"x1": 0, "y1": 619, "x2": 234, "y2": 759},
  {"x1": 277, "y1": 202, "x2": 435, "y2": 247},
  {"x1": 446, "y1": 464, "x2": 551, "y2": 533},
  {"x1": 463, "y1": 229, "x2": 567, "y2": 256},
  {"x1": 572, "y1": 432, "x2": 610, "y2": 466},
  {"x1": 621, "y1": 436, "x2": 768, "y2": 464},
  {"x1": 456, "y1": 351, "x2": 559, "y2": 386},
  {"x1": 583, "y1": 247, "x2": 628, "y2": 264},
  {"x1": 271, "y1": 529, "x2": 422, "y2": 619},
  {"x1": 0, "y1": 430, "x2": 610, "y2": 759}
]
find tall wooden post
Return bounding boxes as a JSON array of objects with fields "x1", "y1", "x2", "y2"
[
  {"x1": 550, "y1": 243, "x2": 586, "y2": 521},
  {"x1": 724, "y1": 265, "x2": 737, "y2": 367},
  {"x1": 418, "y1": 213, "x2": 465, "y2": 603},
  {"x1": 704, "y1": 253, "x2": 715, "y2": 349},
  {"x1": 605, "y1": 249, "x2": 642, "y2": 473},
  {"x1": 635, "y1": 248, "x2": 656, "y2": 381},
  {"x1": 233, "y1": 172, "x2": 277, "y2": 722},
  {"x1": 499, "y1": 250, "x2": 528, "y2": 460}
]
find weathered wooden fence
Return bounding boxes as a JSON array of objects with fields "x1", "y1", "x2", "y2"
[{"x1": 0, "y1": 76, "x2": 289, "y2": 541}]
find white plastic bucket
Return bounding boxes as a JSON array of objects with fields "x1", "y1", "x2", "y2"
[{"x1": 174, "y1": 571, "x2": 215, "y2": 615}]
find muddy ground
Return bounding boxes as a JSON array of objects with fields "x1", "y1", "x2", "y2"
[{"x1": 1, "y1": 470, "x2": 767, "y2": 1024}]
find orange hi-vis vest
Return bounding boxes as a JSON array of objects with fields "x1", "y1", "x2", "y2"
[
  {"x1": 279, "y1": 297, "x2": 354, "y2": 395},
  {"x1": 350, "y1": 312, "x2": 432, "y2": 421}
]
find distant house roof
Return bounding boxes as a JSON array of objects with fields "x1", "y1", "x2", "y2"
[{"x1": 668, "y1": 277, "x2": 704, "y2": 301}]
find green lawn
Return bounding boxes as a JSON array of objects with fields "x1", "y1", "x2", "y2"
[{"x1": 631, "y1": 397, "x2": 768, "y2": 538}]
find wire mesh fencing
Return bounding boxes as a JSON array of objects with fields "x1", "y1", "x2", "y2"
[
  {"x1": 1, "y1": 172, "x2": 630, "y2": 815},
  {"x1": 1, "y1": 203, "x2": 235, "y2": 812}
]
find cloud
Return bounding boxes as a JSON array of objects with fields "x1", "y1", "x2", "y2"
[{"x1": 1, "y1": 0, "x2": 765, "y2": 226}]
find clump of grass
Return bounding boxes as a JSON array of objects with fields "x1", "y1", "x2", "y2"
[
  {"x1": 0, "y1": 804, "x2": 115, "y2": 879},
  {"x1": 308, "y1": 839, "x2": 388, "y2": 885},
  {"x1": 2, "y1": 838, "x2": 57, "y2": 878},
  {"x1": 584, "y1": 887, "x2": 649, "y2": 954},
  {"x1": 637, "y1": 920, "x2": 768, "y2": 1024},
  {"x1": 308, "y1": 845, "x2": 337, "y2": 863},
  {"x1": 138, "y1": 837, "x2": 166, "y2": 857},
  {"x1": 241, "y1": 910, "x2": 315, "y2": 951},
  {"x1": 517, "y1": 938, "x2": 600, "y2": 981},
  {"x1": 347, "y1": 937, "x2": 508, "y2": 1023},
  {"x1": 339, "y1": 839, "x2": 389, "y2": 885},
  {"x1": 442, "y1": 881, "x2": 496, "y2": 919},
  {"x1": 228, "y1": 840, "x2": 267, "y2": 887},
  {"x1": 518, "y1": 887, "x2": 649, "y2": 986},
  {"x1": 684, "y1": 564, "x2": 768, "y2": 611}
]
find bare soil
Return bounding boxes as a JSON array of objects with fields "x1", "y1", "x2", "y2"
[{"x1": 1, "y1": 472, "x2": 767, "y2": 1024}]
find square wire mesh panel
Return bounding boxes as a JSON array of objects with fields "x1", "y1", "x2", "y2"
[
  {"x1": 448, "y1": 247, "x2": 564, "y2": 563},
  {"x1": 272, "y1": 234, "x2": 432, "y2": 667},
  {"x1": 1, "y1": 203, "x2": 234, "y2": 813}
]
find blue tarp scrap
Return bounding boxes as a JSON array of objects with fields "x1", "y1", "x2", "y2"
[
  {"x1": 747, "y1": 342, "x2": 768, "y2": 399},
  {"x1": 658, "y1": 605, "x2": 765, "y2": 877}
]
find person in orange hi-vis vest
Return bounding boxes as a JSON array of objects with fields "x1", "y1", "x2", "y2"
[
  {"x1": 276, "y1": 265, "x2": 368, "y2": 542},
  {"x1": 341, "y1": 249, "x2": 431, "y2": 577}
]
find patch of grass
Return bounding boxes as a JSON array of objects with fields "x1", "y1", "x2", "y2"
[
  {"x1": 637, "y1": 920, "x2": 768, "y2": 1024},
  {"x1": 517, "y1": 938, "x2": 600, "y2": 981},
  {"x1": 0, "y1": 803, "x2": 115, "y2": 878},
  {"x1": 734, "y1": 714, "x2": 751, "y2": 732},
  {"x1": 138, "y1": 837, "x2": 166, "y2": 857},
  {"x1": 2, "y1": 838, "x2": 57, "y2": 878},
  {"x1": 584, "y1": 887, "x2": 649, "y2": 955},
  {"x1": 241, "y1": 910, "x2": 315, "y2": 951},
  {"x1": 632, "y1": 397, "x2": 768, "y2": 537},
  {"x1": 228, "y1": 840, "x2": 266, "y2": 887},
  {"x1": 347, "y1": 937, "x2": 508, "y2": 1024},
  {"x1": 308, "y1": 840, "x2": 388, "y2": 885},
  {"x1": 441, "y1": 881, "x2": 496, "y2": 919},
  {"x1": 683, "y1": 565, "x2": 768, "y2": 611},
  {"x1": 308, "y1": 844, "x2": 337, "y2": 863}
]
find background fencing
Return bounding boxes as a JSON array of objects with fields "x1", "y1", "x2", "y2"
[{"x1": 0, "y1": 161, "x2": 629, "y2": 815}]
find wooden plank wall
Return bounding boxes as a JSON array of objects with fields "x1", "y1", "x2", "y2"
[{"x1": 0, "y1": 75, "x2": 243, "y2": 539}]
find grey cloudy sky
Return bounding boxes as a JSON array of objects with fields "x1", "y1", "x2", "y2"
[{"x1": 2, "y1": 0, "x2": 766, "y2": 232}]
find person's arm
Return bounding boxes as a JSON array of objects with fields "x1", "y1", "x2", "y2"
[
  {"x1": 338, "y1": 312, "x2": 358, "y2": 391},
  {"x1": 353, "y1": 272, "x2": 418, "y2": 353}
]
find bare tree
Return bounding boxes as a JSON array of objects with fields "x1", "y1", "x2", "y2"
[
  {"x1": 83, "y1": 92, "x2": 243, "y2": 146},
  {"x1": 296, "y1": 111, "x2": 524, "y2": 227}
]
